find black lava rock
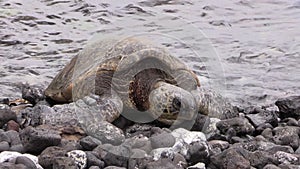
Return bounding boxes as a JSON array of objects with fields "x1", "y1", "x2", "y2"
[
  {"x1": 80, "y1": 136, "x2": 102, "y2": 151},
  {"x1": 246, "y1": 108, "x2": 278, "y2": 128},
  {"x1": 272, "y1": 126, "x2": 300, "y2": 149},
  {"x1": 38, "y1": 146, "x2": 67, "y2": 169},
  {"x1": 185, "y1": 141, "x2": 210, "y2": 164},
  {"x1": 216, "y1": 117, "x2": 255, "y2": 136},
  {"x1": 21, "y1": 84, "x2": 45, "y2": 105},
  {"x1": 0, "y1": 108, "x2": 17, "y2": 128},
  {"x1": 20, "y1": 126, "x2": 61, "y2": 153},
  {"x1": 275, "y1": 96, "x2": 300, "y2": 119},
  {"x1": 146, "y1": 158, "x2": 184, "y2": 169},
  {"x1": 93, "y1": 144, "x2": 129, "y2": 168},
  {"x1": 210, "y1": 147, "x2": 251, "y2": 169},
  {"x1": 86, "y1": 151, "x2": 105, "y2": 168}
]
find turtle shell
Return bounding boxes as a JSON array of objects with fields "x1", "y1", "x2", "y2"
[{"x1": 45, "y1": 37, "x2": 200, "y2": 110}]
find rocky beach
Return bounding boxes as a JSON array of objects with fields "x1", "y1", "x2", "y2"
[
  {"x1": 0, "y1": 85, "x2": 300, "y2": 169},
  {"x1": 1, "y1": 0, "x2": 300, "y2": 168}
]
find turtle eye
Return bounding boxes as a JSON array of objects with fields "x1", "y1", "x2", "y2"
[{"x1": 172, "y1": 97, "x2": 181, "y2": 110}]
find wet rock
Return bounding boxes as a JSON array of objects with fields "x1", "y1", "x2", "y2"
[
  {"x1": 246, "y1": 108, "x2": 278, "y2": 128},
  {"x1": 53, "y1": 156, "x2": 77, "y2": 169},
  {"x1": 185, "y1": 141, "x2": 210, "y2": 164},
  {"x1": 150, "y1": 132, "x2": 175, "y2": 149},
  {"x1": 67, "y1": 150, "x2": 87, "y2": 169},
  {"x1": 0, "y1": 108, "x2": 17, "y2": 127},
  {"x1": 278, "y1": 164, "x2": 300, "y2": 169},
  {"x1": 274, "y1": 151, "x2": 300, "y2": 165},
  {"x1": 86, "y1": 151, "x2": 105, "y2": 168},
  {"x1": 6, "y1": 120, "x2": 20, "y2": 131},
  {"x1": 216, "y1": 117, "x2": 255, "y2": 136},
  {"x1": 80, "y1": 136, "x2": 102, "y2": 151},
  {"x1": 272, "y1": 126, "x2": 300, "y2": 149},
  {"x1": 275, "y1": 96, "x2": 300, "y2": 119},
  {"x1": 210, "y1": 147, "x2": 251, "y2": 169},
  {"x1": 20, "y1": 126, "x2": 61, "y2": 153},
  {"x1": 21, "y1": 84, "x2": 45, "y2": 105},
  {"x1": 187, "y1": 162, "x2": 206, "y2": 169},
  {"x1": 146, "y1": 158, "x2": 184, "y2": 169}
]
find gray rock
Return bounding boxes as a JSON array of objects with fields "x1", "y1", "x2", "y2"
[
  {"x1": 263, "y1": 164, "x2": 281, "y2": 169},
  {"x1": 216, "y1": 117, "x2": 255, "y2": 136},
  {"x1": 10, "y1": 144, "x2": 24, "y2": 153},
  {"x1": 185, "y1": 141, "x2": 210, "y2": 164},
  {"x1": 146, "y1": 158, "x2": 184, "y2": 169},
  {"x1": 0, "y1": 162, "x2": 27, "y2": 169},
  {"x1": 273, "y1": 126, "x2": 300, "y2": 149},
  {"x1": 80, "y1": 136, "x2": 102, "y2": 151},
  {"x1": 38, "y1": 146, "x2": 67, "y2": 169},
  {"x1": 0, "y1": 141, "x2": 10, "y2": 151},
  {"x1": 53, "y1": 156, "x2": 77, "y2": 169},
  {"x1": 128, "y1": 150, "x2": 153, "y2": 169},
  {"x1": 123, "y1": 135, "x2": 152, "y2": 153},
  {"x1": 210, "y1": 147, "x2": 251, "y2": 169},
  {"x1": 15, "y1": 156, "x2": 37, "y2": 169},
  {"x1": 86, "y1": 151, "x2": 105, "y2": 169},
  {"x1": 275, "y1": 96, "x2": 300, "y2": 119},
  {"x1": 104, "y1": 166, "x2": 126, "y2": 169},
  {"x1": 248, "y1": 150, "x2": 278, "y2": 168},
  {"x1": 274, "y1": 151, "x2": 300, "y2": 165},
  {"x1": 88, "y1": 121, "x2": 125, "y2": 145},
  {"x1": 6, "y1": 130, "x2": 22, "y2": 146},
  {"x1": 93, "y1": 144, "x2": 129, "y2": 168},
  {"x1": 0, "y1": 108, "x2": 17, "y2": 128},
  {"x1": 89, "y1": 166, "x2": 101, "y2": 169},
  {"x1": 60, "y1": 140, "x2": 82, "y2": 151},
  {"x1": 20, "y1": 126, "x2": 61, "y2": 153},
  {"x1": 246, "y1": 108, "x2": 278, "y2": 128},
  {"x1": 0, "y1": 130, "x2": 10, "y2": 142},
  {"x1": 150, "y1": 132, "x2": 175, "y2": 149}
]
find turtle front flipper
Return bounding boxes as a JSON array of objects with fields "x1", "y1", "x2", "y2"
[
  {"x1": 74, "y1": 93, "x2": 125, "y2": 145},
  {"x1": 191, "y1": 88, "x2": 238, "y2": 119}
]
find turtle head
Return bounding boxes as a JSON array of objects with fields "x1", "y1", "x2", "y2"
[{"x1": 148, "y1": 81, "x2": 197, "y2": 125}]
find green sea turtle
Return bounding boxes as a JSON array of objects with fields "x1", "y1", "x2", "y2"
[{"x1": 44, "y1": 37, "x2": 237, "y2": 136}]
